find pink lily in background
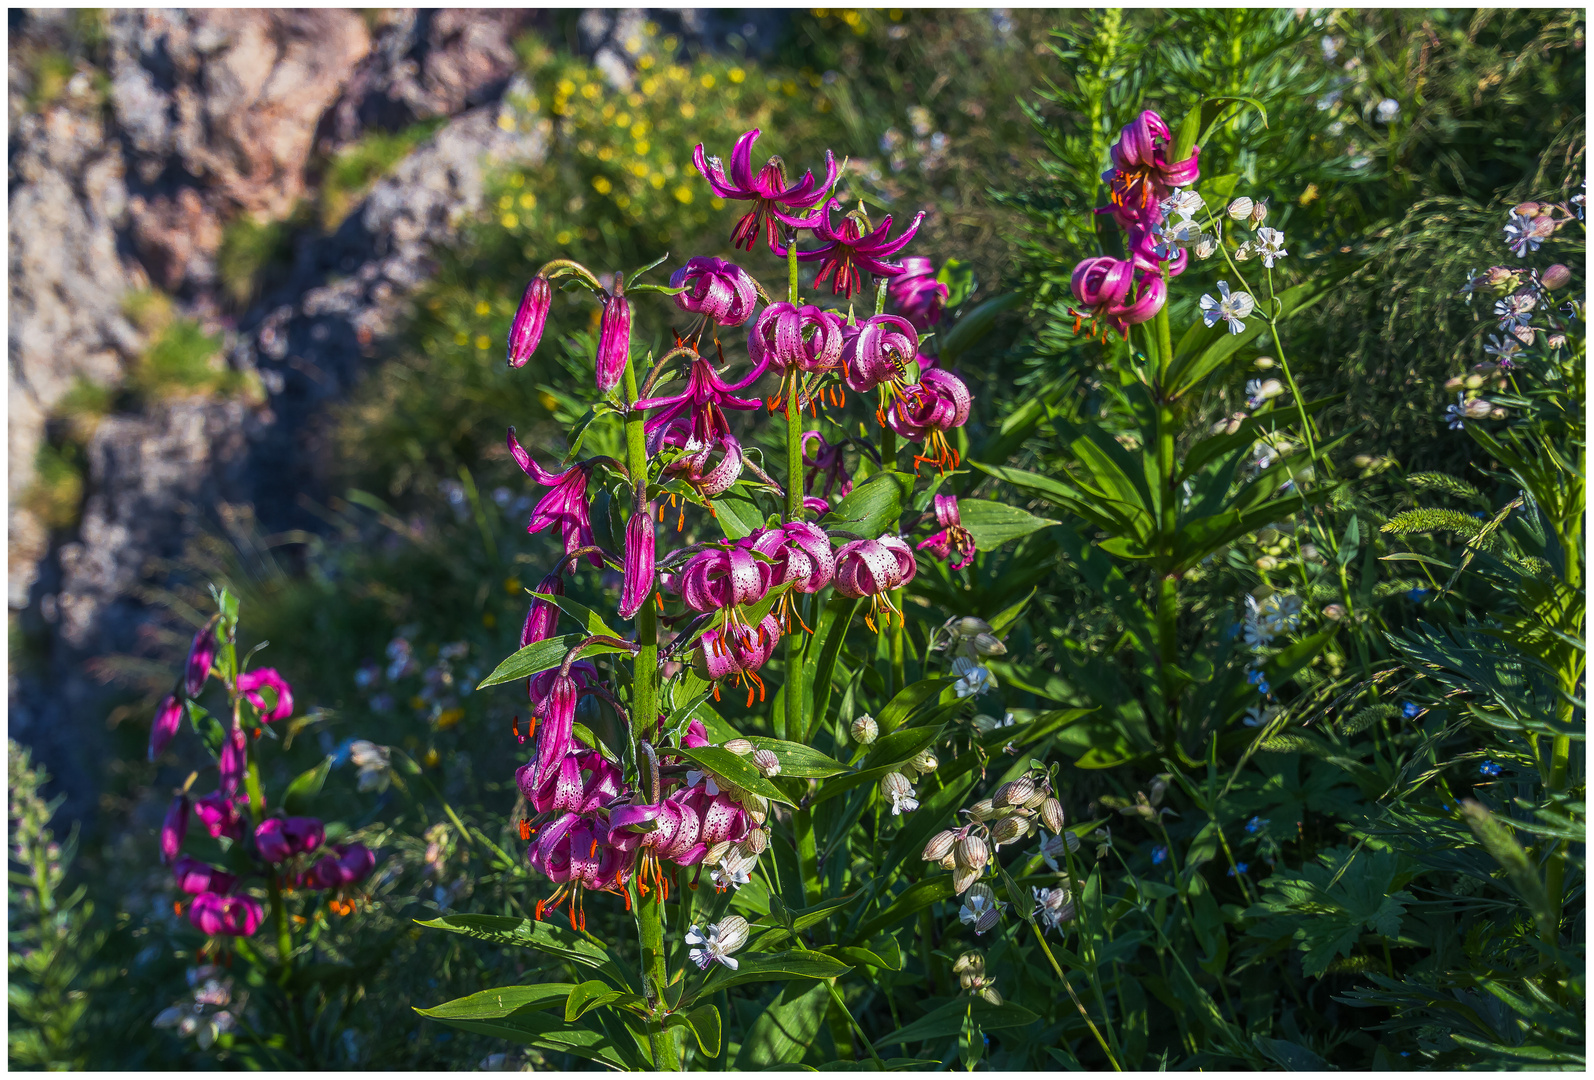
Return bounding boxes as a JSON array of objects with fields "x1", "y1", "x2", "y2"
[
  {"x1": 507, "y1": 427, "x2": 605, "y2": 567},
  {"x1": 237, "y1": 668, "x2": 294, "y2": 722},
  {"x1": 917, "y1": 494, "x2": 978, "y2": 571},
  {"x1": 672, "y1": 257, "x2": 760, "y2": 328},
  {"x1": 787, "y1": 201, "x2": 925, "y2": 298},
  {"x1": 172, "y1": 856, "x2": 237, "y2": 896},
  {"x1": 188, "y1": 892, "x2": 263, "y2": 937},
  {"x1": 184, "y1": 619, "x2": 218, "y2": 697},
  {"x1": 693, "y1": 128, "x2": 839, "y2": 252},
  {"x1": 161, "y1": 795, "x2": 189, "y2": 864},
  {"x1": 889, "y1": 256, "x2": 951, "y2": 330},
  {"x1": 254, "y1": 816, "x2": 325, "y2": 864}
]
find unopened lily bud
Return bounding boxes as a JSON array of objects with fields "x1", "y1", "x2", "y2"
[
  {"x1": 923, "y1": 829, "x2": 959, "y2": 862},
  {"x1": 508, "y1": 275, "x2": 552, "y2": 368},
  {"x1": 703, "y1": 840, "x2": 732, "y2": 867},
  {"x1": 1040, "y1": 797, "x2": 1066, "y2": 833},
  {"x1": 851, "y1": 715, "x2": 879, "y2": 744},
  {"x1": 910, "y1": 749, "x2": 939, "y2": 775},
  {"x1": 1464, "y1": 397, "x2": 1494, "y2": 420},
  {"x1": 1226, "y1": 196, "x2": 1254, "y2": 220},
  {"x1": 993, "y1": 777, "x2": 1035, "y2": 809},
  {"x1": 967, "y1": 798, "x2": 999, "y2": 822},
  {"x1": 1542, "y1": 264, "x2": 1572, "y2": 290},
  {"x1": 724, "y1": 739, "x2": 755, "y2": 755},
  {"x1": 952, "y1": 951, "x2": 985, "y2": 976},
  {"x1": 715, "y1": 915, "x2": 751, "y2": 955},
  {"x1": 751, "y1": 748, "x2": 781, "y2": 777},
  {"x1": 953, "y1": 863, "x2": 983, "y2": 895},
  {"x1": 1249, "y1": 198, "x2": 1269, "y2": 225},
  {"x1": 955, "y1": 833, "x2": 990, "y2": 870}
]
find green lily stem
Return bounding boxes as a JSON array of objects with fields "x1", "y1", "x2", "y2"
[
  {"x1": 622, "y1": 349, "x2": 674, "y2": 1070},
  {"x1": 1031, "y1": 924, "x2": 1122, "y2": 1071},
  {"x1": 826, "y1": 979, "x2": 886, "y2": 1065}
]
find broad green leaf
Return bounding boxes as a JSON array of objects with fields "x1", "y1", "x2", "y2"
[
  {"x1": 873, "y1": 677, "x2": 950, "y2": 736},
  {"x1": 710, "y1": 489, "x2": 766, "y2": 540},
  {"x1": 744, "y1": 737, "x2": 849, "y2": 778},
  {"x1": 477, "y1": 634, "x2": 632, "y2": 690},
  {"x1": 733, "y1": 981, "x2": 831, "y2": 1069},
  {"x1": 676, "y1": 746, "x2": 793, "y2": 806},
  {"x1": 416, "y1": 983, "x2": 576, "y2": 1021},
  {"x1": 415, "y1": 1008, "x2": 638, "y2": 1071},
  {"x1": 850, "y1": 876, "x2": 957, "y2": 943},
  {"x1": 698, "y1": 951, "x2": 852, "y2": 996},
  {"x1": 1165, "y1": 277, "x2": 1337, "y2": 398},
  {"x1": 862, "y1": 723, "x2": 945, "y2": 771},
  {"x1": 875, "y1": 998, "x2": 1038, "y2": 1046},
  {"x1": 282, "y1": 755, "x2": 332, "y2": 817},
  {"x1": 565, "y1": 979, "x2": 632, "y2": 1022},
  {"x1": 670, "y1": 1003, "x2": 722, "y2": 1057},
  {"x1": 801, "y1": 596, "x2": 861, "y2": 742},
  {"x1": 822, "y1": 470, "x2": 913, "y2": 539},
  {"x1": 416, "y1": 914, "x2": 632, "y2": 988},
  {"x1": 956, "y1": 499, "x2": 1059, "y2": 551}
]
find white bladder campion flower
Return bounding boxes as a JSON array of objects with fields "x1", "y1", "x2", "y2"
[
  {"x1": 880, "y1": 771, "x2": 920, "y2": 815},
  {"x1": 1200, "y1": 280, "x2": 1256, "y2": 335},
  {"x1": 1445, "y1": 393, "x2": 1468, "y2": 430},
  {"x1": 1493, "y1": 292, "x2": 1536, "y2": 331},
  {"x1": 710, "y1": 849, "x2": 756, "y2": 891},
  {"x1": 952, "y1": 656, "x2": 994, "y2": 698},
  {"x1": 1375, "y1": 98, "x2": 1400, "y2": 123},
  {"x1": 959, "y1": 883, "x2": 1006, "y2": 935},
  {"x1": 1159, "y1": 187, "x2": 1205, "y2": 221},
  {"x1": 1254, "y1": 227, "x2": 1288, "y2": 267},
  {"x1": 1502, "y1": 211, "x2": 1544, "y2": 257},
  {"x1": 686, "y1": 916, "x2": 750, "y2": 970}
]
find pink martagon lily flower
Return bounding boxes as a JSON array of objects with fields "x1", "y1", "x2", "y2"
[
  {"x1": 917, "y1": 493, "x2": 977, "y2": 571},
  {"x1": 255, "y1": 816, "x2": 326, "y2": 863},
  {"x1": 189, "y1": 892, "x2": 264, "y2": 937},
  {"x1": 678, "y1": 545, "x2": 770, "y2": 614},
  {"x1": 634, "y1": 356, "x2": 765, "y2": 452},
  {"x1": 784, "y1": 200, "x2": 926, "y2": 299},
  {"x1": 173, "y1": 855, "x2": 237, "y2": 896},
  {"x1": 508, "y1": 275, "x2": 552, "y2": 368},
  {"x1": 237, "y1": 668, "x2": 294, "y2": 722},
  {"x1": 693, "y1": 128, "x2": 840, "y2": 252},
  {"x1": 885, "y1": 367, "x2": 972, "y2": 473},
  {"x1": 747, "y1": 303, "x2": 845, "y2": 375},
  {"x1": 194, "y1": 792, "x2": 248, "y2": 840},
  {"x1": 843, "y1": 314, "x2": 920, "y2": 393},
  {"x1": 889, "y1": 256, "x2": 951, "y2": 330},
  {"x1": 507, "y1": 427, "x2": 605, "y2": 567},
  {"x1": 307, "y1": 842, "x2": 376, "y2": 889},
  {"x1": 834, "y1": 537, "x2": 917, "y2": 631},
  {"x1": 671, "y1": 258, "x2": 760, "y2": 327},
  {"x1": 1103, "y1": 109, "x2": 1200, "y2": 226},
  {"x1": 1069, "y1": 257, "x2": 1166, "y2": 339}
]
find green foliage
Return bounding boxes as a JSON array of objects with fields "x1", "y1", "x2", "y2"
[
  {"x1": 23, "y1": 442, "x2": 86, "y2": 531},
  {"x1": 8, "y1": 742, "x2": 111, "y2": 1070},
  {"x1": 318, "y1": 117, "x2": 449, "y2": 230},
  {"x1": 216, "y1": 212, "x2": 298, "y2": 308}
]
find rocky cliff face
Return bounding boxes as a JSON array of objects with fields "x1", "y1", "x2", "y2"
[{"x1": 7, "y1": 8, "x2": 549, "y2": 822}]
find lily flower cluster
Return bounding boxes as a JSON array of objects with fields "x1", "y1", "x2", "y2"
[
  {"x1": 500, "y1": 125, "x2": 988, "y2": 931},
  {"x1": 1069, "y1": 110, "x2": 1200, "y2": 339},
  {"x1": 152, "y1": 610, "x2": 376, "y2": 940}
]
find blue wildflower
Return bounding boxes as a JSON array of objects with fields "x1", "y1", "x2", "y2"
[
  {"x1": 1246, "y1": 669, "x2": 1272, "y2": 696},
  {"x1": 1479, "y1": 759, "x2": 1503, "y2": 778},
  {"x1": 1227, "y1": 862, "x2": 1250, "y2": 877},
  {"x1": 1245, "y1": 815, "x2": 1269, "y2": 834},
  {"x1": 1151, "y1": 845, "x2": 1169, "y2": 866},
  {"x1": 1407, "y1": 587, "x2": 1430, "y2": 603},
  {"x1": 1402, "y1": 702, "x2": 1421, "y2": 719}
]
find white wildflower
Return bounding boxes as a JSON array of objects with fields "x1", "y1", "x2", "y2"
[
  {"x1": 1159, "y1": 187, "x2": 1205, "y2": 222},
  {"x1": 952, "y1": 656, "x2": 994, "y2": 698},
  {"x1": 686, "y1": 917, "x2": 749, "y2": 971},
  {"x1": 1493, "y1": 292, "x2": 1536, "y2": 331},
  {"x1": 1254, "y1": 227, "x2": 1288, "y2": 267},
  {"x1": 1200, "y1": 280, "x2": 1256, "y2": 335},
  {"x1": 1375, "y1": 98, "x2": 1400, "y2": 123},
  {"x1": 1445, "y1": 393, "x2": 1467, "y2": 430},
  {"x1": 1502, "y1": 211, "x2": 1542, "y2": 258}
]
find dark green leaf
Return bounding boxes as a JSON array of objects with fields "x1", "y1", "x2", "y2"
[
  {"x1": 822, "y1": 471, "x2": 914, "y2": 539},
  {"x1": 477, "y1": 634, "x2": 632, "y2": 690},
  {"x1": 956, "y1": 499, "x2": 1059, "y2": 551},
  {"x1": 282, "y1": 756, "x2": 332, "y2": 817}
]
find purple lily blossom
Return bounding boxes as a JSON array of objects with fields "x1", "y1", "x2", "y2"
[
  {"x1": 306, "y1": 842, "x2": 376, "y2": 890},
  {"x1": 658, "y1": 428, "x2": 746, "y2": 500},
  {"x1": 834, "y1": 537, "x2": 917, "y2": 632},
  {"x1": 193, "y1": 792, "x2": 247, "y2": 841},
  {"x1": 507, "y1": 427, "x2": 603, "y2": 567},
  {"x1": 691, "y1": 613, "x2": 783, "y2": 706},
  {"x1": 671, "y1": 258, "x2": 760, "y2": 327},
  {"x1": 889, "y1": 256, "x2": 951, "y2": 330},
  {"x1": 189, "y1": 892, "x2": 263, "y2": 937},
  {"x1": 678, "y1": 545, "x2": 770, "y2": 614},
  {"x1": 596, "y1": 294, "x2": 633, "y2": 395},
  {"x1": 173, "y1": 855, "x2": 237, "y2": 896},
  {"x1": 884, "y1": 367, "x2": 972, "y2": 473},
  {"x1": 149, "y1": 693, "x2": 184, "y2": 762},
  {"x1": 1102, "y1": 109, "x2": 1201, "y2": 227},
  {"x1": 917, "y1": 494, "x2": 977, "y2": 571},
  {"x1": 747, "y1": 303, "x2": 845, "y2": 375},
  {"x1": 693, "y1": 128, "x2": 839, "y2": 252},
  {"x1": 784, "y1": 200, "x2": 926, "y2": 299},
  {"x1": 237, "y1": 668, "x2": 294, "y2": 722},
  {"x1": 518, "y1": 748, "x2": 624, "y2": 816},
  {"x1": 843, "y1": 314, "x2": 919, "y2": 393},
  {"x1": 634, "y1": 356, "x2": 766, "y2": 452},
  {"x1": 218, "y1": 729, "x2": 248, "y2": 796},
  {"x1": 255, "y1": 816, "x2": 326, "y2": 864}
]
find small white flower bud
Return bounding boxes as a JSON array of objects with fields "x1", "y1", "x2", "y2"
[
  {"x1": 724, "y1": 739, "x2": 755, "y2": 755},
  {"x1": 739, "y1": 827, "x2": 770, "y2": 856},
  {"x1": 1253, "y1": 355, "x2": 1276, "y2": 370},
  {"x1": 1249, "y1": 198, "x2": 1269, "y2": 225},
  {"x1": 990, "y1": 814, "x2": 1030, "y2": 847},
  {"x1": 746, "y1": 806, "x2": 767, "y2": 826},
  {"x1": 938, "y1": 851, "x2": 958, "y2": 871},
  {"x1": 952, "y1": 951, "x2": 985, "y2": 976},
  {"x1": 910, "y1": 749, "x2": 939, "y2": 775},
  {"x1": 703, "y1": 840, "x2": 732, "y2": 867},
  {"x1": 967, "y1": 798, "x2": 999, "y2": 822},
  {"x1": 851, "y1": 715, "x2": 879, "y2": 744},
  {"x1": 1022, "y1": 785, "x2": 1050, "y2": 810},
  {"x1": 923, "y1": 829, "x2": 958, "y2": 862},
  {"x1": 1194, "y1": 232, "x2": 1220, "y2": 260},
  {"x1": 955, "y1": 833, "x2": 989, "y2": 870},
  {"x1": 975, "y1": 905, "x2": 1002, "y2": 934},
  {"x1": 751, "y1": 748, "x2": 781, "y2": 777},
  {"x1": 716, "y1": 914, "x2": 750, "y2": 954},
  {"x1": 1463, "y1": 397, "x2": 1493, "y2": 419},
  {"x1": 1255, "y1": 555, "x2": 1279, "y2": 571},
  {"x1": 971, "y1": 633, "x2": 1007, "y2": 657},
  {"x1": 993, "y1": 777, "x2": 1036, "y2": 809},
  {"x1": 1227, "y1": 196, "x2": 1255, "y2": 220},
  {"x1": 1040, "y1": 797, "x2": 1066, "y2": 834},
  {"x1": 953, "y1": 863, "x2": 984, "y2": 895},
  {"x1": 1234, "y1": 241, "x2": 1255, "y2": 262}
]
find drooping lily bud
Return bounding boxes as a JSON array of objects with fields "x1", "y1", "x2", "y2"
[
  {"x1": 595, "y1": 293, "x2": 632, "y2": 396},
  {"x1": 509, "y1": 275, "x2": 552, "y2": 368},
  {"x1": 184, "y1": 619, "x2": 219, "y2": 698},
  {"x1": 218, "y1": 729, "x2": 248, "y2": 796},
  {"x1": 521, "y1": 573, "x2": 564, "y2": 648},
  {"x1": 161, "y1": 795, "x2": 189, "y2": 865},
  {"x1": 150, "y1": 694, "x2": 184, "y2": 762},
  {"x1": 618, "y1": 500, "x2": 656, "y2": 620}
]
